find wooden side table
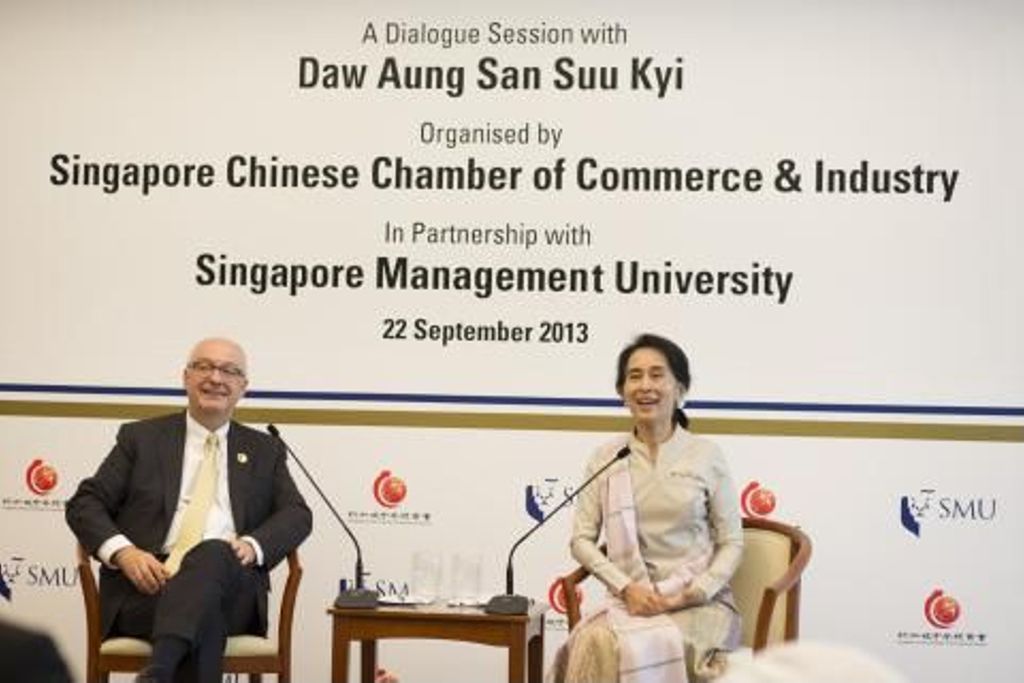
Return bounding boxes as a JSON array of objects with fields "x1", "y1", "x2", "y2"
[{"x1": 329, "y1": 603, "x2": 547, "y2": 683}]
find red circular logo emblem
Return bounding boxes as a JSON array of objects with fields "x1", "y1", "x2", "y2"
[
  {"x1": 26, "y1": 459, "x2": 59, "y2": 496},
  {"x1": 925, "y1": 589, "x2": 961, "y2": 629},
  {"x1": 547, "y1": 577, "x2": 582, "y2": 615},
  {"x1": 373, "y1": 470, "x2": 407, "y2": 508},
  {"x1": 741, "y1": 481, "x2": 776, "y2": 517}
]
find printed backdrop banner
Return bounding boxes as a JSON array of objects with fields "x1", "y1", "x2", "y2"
[{"x1": 1, "y1": 1, "x2": 1021, "y2": 682}]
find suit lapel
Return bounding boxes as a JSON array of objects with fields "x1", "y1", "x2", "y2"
[
  {"x1": 227, "y1": 422, "x2": 249, "y2": 532},
  {"x1": 161, "y1": 413, "x2": 187, "y2": 525}
]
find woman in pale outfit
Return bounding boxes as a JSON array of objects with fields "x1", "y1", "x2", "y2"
[{"x1": 552, "y1": 334, "x2": 743, "y2": 683}]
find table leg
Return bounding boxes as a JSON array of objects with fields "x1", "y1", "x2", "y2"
[
  {"x1": 507, "y1": 626, "x2": 526, "y2": 683},
  {"x1": 360, "y1": 639, "x2": 378, "y2": 683},
  {"x1": 331, "y1": 627, "x2": 349, "y2": 683},
  {"x1": 528, "y1": 632, "x2": 544, "y2": 683}
]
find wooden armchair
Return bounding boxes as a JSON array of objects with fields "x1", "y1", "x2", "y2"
[
  {"x1": 76, "y1": 544, "x2": 303, "y2": 682},
  {"x1": 560, "y1": 516, "x2": 812, "y2": 651}
]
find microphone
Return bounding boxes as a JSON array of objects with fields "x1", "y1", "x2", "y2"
[
  {"x1": 267, "y1": 424, "x2": 378, "y2": 609},
  {"x1": 485, "y1": 445, "x2": 631, "y2": 615}
]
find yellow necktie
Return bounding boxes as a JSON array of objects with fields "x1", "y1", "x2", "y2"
[{"x1": 165, "y1": 433, "x2": 219, "y2": 576}]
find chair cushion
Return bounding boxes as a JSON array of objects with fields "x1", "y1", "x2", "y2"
[
  {"x1": 99, "y1": 635, "x2": 277, "y2": 658},
  {"x1": 224, "y1": 635, "x2": 278, "y2": 657},
  {"x1": 99, "y1": 637, "x2": 152, "y2": 656}
]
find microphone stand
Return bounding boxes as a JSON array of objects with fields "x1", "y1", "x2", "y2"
[
  {"x1": 485, "y1": 446, "x2": 630, "y2": 615},
  {"x1": 267, "y1": 424, "x2": 378, "y2": 609}
]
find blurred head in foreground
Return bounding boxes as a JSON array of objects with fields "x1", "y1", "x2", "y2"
[{"x1": 719, "y1": 642, "x2": 908, "y2": 683}]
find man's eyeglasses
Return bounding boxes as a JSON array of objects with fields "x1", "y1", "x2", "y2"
[{"x1": 187, "y1": 360, "x2": 246, "y2": 380}]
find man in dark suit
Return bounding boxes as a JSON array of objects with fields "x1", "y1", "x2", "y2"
[{"x1": 66, "y1": 337, "x2": 312, "y2": 683}]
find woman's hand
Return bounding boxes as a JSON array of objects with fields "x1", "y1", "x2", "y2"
[
  {"x1": 621, "y1": 582, "x2": 666, "y2": 616},
  {"x1": 662, "y1": 584, "x2": 708, "y2": 611}
]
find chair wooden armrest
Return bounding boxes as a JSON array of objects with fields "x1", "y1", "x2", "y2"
[
  {"x1": 559, "y1": 544, "x2": 605, "y2": 631},
  {"x1": 560, "y1": 563, "x2": 591, "y2": 631},
  {"x1": 740, "y1": 517, "x2": 812, "y2": 650},
  {"x1": 275, "y1": 550, "x2": 303, "y2": 674},
  {"x1": 76, "y1": 544, "x2": 104, "y2": 682}
]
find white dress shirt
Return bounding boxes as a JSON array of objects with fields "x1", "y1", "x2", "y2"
[{"x1": 97, "y1": 414, "x2": 264, "y2": 567}]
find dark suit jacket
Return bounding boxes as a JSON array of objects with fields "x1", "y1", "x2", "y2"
[{"x1": 65, "y1": 412, "x2": 312, "y2": 638}]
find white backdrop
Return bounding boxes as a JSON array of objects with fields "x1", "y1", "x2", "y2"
[{"x1": 1, "y1": 1, "x2": 1022, "y2": 681}]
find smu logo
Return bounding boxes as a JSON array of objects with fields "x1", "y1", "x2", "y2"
[
  {"x1": 25, "y1": 459, "x2": 59, "y2": 496},
  {"x1": 525, "y1": 478, "x2": 574, "y2": 522},
  {"x1": 924, "y1": 588, "x2": 961, "y2": 629},
  {"x1": 373, "y1": 577, "x2": 411, "y2": 602},
  {"x1": 0, "y1": 553, "x2": 79, "y2": 602},
  {"x1": 372, "y1": 470, "x2": 408, "y2": 508},
  {"x1": 740, "y1": 481, "x2": 776, "y2": 518},
  {"x1": 899, "y1": 488, "x2": 996, "y2": 538}
]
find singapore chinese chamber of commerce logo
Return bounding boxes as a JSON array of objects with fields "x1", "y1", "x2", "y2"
[
  {"x1": 372, "y1": 469, "x2": 408, "y2": 508},
  {"x1": 25, "y1": 459, "x2": 60, "y2": 496},
  {"x1": 899, "y1": 488, "x2": 996, "y2": 538},
  {"x1": 544, "y1": 576, "x2": 584, "y2": 632},
  {"x1": 740, "y1": 480, "x2": 776, "y2": 518},
  {"x1": 347, "y1": 469, "x2": 430, "y2": 526},
  {"x1": 4, "y1": 458, "x2": 67, "y2": 512},
  {"x1": 895, "y1": 587, "x2": 989, "y2": 647},
  {"x1": 924, "y1": 588, "x2": 961, "y2": 629},
  {"x1": 547, "y1": 576, "x2": 582, "y2": 616}
]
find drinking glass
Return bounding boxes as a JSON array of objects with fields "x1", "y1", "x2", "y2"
[
  {"x1": 450, "y1": 552, "x2": 482, "y2": 605},
  {"x1": 410, "y1": 550, "x2": 442, "y2": 603}
]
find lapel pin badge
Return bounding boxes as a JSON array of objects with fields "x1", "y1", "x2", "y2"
[{"x1": 237, "y1": 452, "x2": 249, "y2": 464}]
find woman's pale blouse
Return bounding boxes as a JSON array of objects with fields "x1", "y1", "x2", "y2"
[{"x1": 570, "y1": 428, "x2": 743, "y2": 600}]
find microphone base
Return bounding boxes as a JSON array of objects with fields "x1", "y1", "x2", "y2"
[
  {"x1": 484, "y1": 593, "x2": 531, "y2": 615},
  {"x1": 334, "y1": 588, "x2": 379, "y2": 609}
]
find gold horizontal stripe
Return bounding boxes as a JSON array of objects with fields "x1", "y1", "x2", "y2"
[
  {"x1": 697, "y1": 418, "x2": 1023, "y2": 442},
  {"x1": 0, "y1": 400, "x2": 1020, "y2": 442}
]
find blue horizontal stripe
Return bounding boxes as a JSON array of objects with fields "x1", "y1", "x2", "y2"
[{"x1": 1, "y1": 382, "x2": 1021, "y2": 417}]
